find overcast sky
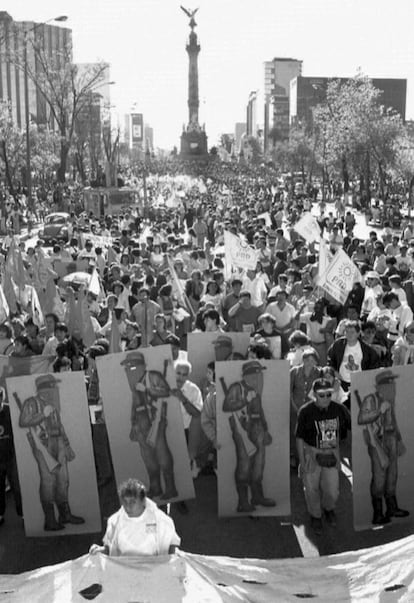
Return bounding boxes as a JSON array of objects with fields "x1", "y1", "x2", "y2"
[{"x1": 6, "y1": 0, "x2": 414, "y2": 149}]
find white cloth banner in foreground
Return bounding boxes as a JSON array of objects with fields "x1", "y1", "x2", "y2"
[
  {"x1": 293, "y1": 212, "x2": 321, "y2": 243},
  {"x1": 319, "y1": 248, "x2": 361, "y2": 305},
  {"x1": 1, "y1": 536, "x2": 414, "y2": 601},
  {"x1": 224, "y1": 230, "x2": 257, "y2": 271}
]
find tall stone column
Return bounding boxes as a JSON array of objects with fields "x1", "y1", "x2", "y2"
[{"x1": 179, "y1": 8, "x2": 208, "y2": 159}]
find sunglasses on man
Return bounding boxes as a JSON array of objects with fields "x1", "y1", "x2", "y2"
[{"x1": 316, "y1": 391, "x2": 332, "y2": 399}]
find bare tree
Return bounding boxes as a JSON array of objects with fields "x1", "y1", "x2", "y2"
[{"x1": 14, "y1": 37, "x2": 107, "y2": 182}]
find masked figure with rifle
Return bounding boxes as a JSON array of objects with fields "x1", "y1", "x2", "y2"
[
  {"x1": 356, "y1": 369, "x2": 409, "y2": 525},
  {"x1": 17, "y1": 374, "x2": 84, "y2": 531},
  {"x1": 122, "y1": 351, "x2": 177, "y2": 500},
  {"x1": 221, "y1": 360, "x2": 275, "y2": 513}
]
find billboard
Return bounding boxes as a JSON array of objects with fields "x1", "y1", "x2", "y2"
[{"x1": 131, "y1": 113, "x2": 143, "y2": 146}]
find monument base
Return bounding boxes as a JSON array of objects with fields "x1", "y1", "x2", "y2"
[{"x1": 180, "y1": 130, "x2": 209, "y2": 159}]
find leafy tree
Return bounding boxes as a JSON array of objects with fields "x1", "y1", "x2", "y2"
[
  {"x1": 0, "y1": 101, "x2": 25, "y2": 197},
  {"x1": 272, "y1": 125, "x2": 314, "y2": 179},
  {"x1": 219, "y1": 133, "x2": 234, "y2": 154},
  {"x1": 312, "y1": 76, "x2": 405, "y2": 201},
  {"x1": 31, "y1": 125, "x2": 60, "y2": 184},
  {"x1": 244, "y1": 136, "x2": 263, "y2": 164}
]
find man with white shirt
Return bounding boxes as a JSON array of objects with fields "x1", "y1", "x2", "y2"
[
  {"x1": 241, "y1": 269, "x2": 268, "y2": 309},
  {"x1": 173, "y1": 361, "x2": 203, "y2": 479},
  {"x1": 266, "y1": 290, "x2": 297, "y2": 337},
  {"x1": 388, "y1": 275, "x2": 407, "y2": 305},
  {"x1": 382, "y1": 291, "x2": 413, "y2": 344}
]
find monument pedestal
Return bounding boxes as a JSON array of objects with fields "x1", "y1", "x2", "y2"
[{"x1": 180, "y1": 130, "x2": 208, "y2": 159}]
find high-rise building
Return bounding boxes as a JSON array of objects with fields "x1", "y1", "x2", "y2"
[
  {"x1": 144, "y1": 124, "x2": 154, "y2": 152},
  {"x1": 234, "y1": 122, "x2": 246, "y2": 153},
  {"x1": 263, "y1": 57, "x2": 302, "y2": 150},
  {"x1": 0, "y1": 11, "x2": 71, "y2": 128},
  {"x1": 290, "y1": 76, "x2": 407, "y2": 127},
  {"x1": 246, "y1": 91, "x2": 258, "y2": 137}
]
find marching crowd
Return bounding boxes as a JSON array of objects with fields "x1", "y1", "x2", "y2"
[{"x1": 0, "y1": 161, "x2": 413, "y2": 541}]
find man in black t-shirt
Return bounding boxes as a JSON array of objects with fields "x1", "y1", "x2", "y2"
[{"x1": 296, "y1": 378, "x2": 351, "y2": 534}]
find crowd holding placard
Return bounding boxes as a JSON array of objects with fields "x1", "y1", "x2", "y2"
[{"x1": 0, "y1": 159, "x2": 413, "y2": 541}]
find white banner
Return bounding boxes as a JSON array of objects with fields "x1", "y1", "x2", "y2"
[
  {"x1": 294, "y1": 212, "x2": 321, "y2": 243},
  {"x1": 319, "y1": 249, "x2": 361, "y2": 304},
  {"x1": 224, "y1": 231, "x2": 258, "y2": 271},
  {"x1": 80, "y1": 233, "x2": 112, "y2": 249}
]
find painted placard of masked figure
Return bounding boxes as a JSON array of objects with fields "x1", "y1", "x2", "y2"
[
  {"x1": 121, "y1": 350, "x2": 177, "y2": 500},
  {"x1": 7, "y1": 372, "x2": 100, "y2": 536},
  {"x1": 355, "y1": 369, "x2": 409, "y2": 526},
  {"x1": 220, "y1": 360, "x2": 275, "y2": 513},
  {"x1": 187, "y1": 332, "x2": 249, "y2": 389}
]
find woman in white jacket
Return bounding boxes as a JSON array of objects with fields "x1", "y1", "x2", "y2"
[{"x1": 89, "y1": 478, "x2": 180, "y2": 556}]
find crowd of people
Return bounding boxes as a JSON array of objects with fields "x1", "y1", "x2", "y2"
[{"x1": 1, "y1": 160, "x2": 413, "y2": 543}]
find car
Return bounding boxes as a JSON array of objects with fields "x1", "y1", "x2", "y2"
[{"x1": 39, "y1": 212, "x2": 71, "y2": 244}]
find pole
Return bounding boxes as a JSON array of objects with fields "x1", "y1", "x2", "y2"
[
  {"x1": 24, "y1": 33, "x2": 32, "y2": 210},
  {"x1": 143, "y1": 153, "x2": 148, "y2": 219}
]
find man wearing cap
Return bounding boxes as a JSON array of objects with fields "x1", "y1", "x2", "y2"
[
  {"x1": 213, "y1": 335, "x2": 245, "y2": 362},
  {"x1": 221, "y1": 360, "x2": 275, "y2": 512},
  {"x1": 356, "y1": 370, "x2": 409, "y2": 524},
  {"x1": 121, "y1": 351, "x2": 177, "y2": 500},
  {"x1": 296, "y1": 378, "x2": 351, "y2": 534},
  {"x1": 18, "y1": 374, "x2": 85, "y2": 531}
]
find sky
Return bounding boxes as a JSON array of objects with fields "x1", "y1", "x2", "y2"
[{"x1": 5, "y1": 0, "x2": 414, "y2": 149}]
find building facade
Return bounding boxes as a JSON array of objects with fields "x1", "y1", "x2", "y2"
[
  {"x1": 263, "y1": 57, "x2": 302, "y2": 151},
  {"x1": 0, "y1": 11, "x2": 71, "y2": 129},
  {"x1": 246, "y1": 90, "x2": 258, "y2": 137}
]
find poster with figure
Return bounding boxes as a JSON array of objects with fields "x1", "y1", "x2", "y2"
[
  {"x1": 216, "y1": 359, "x2": 290, "y2": 517},
  {"x1": 187, "y1": 332, "x2": 249, "y2": 392},
  {"x1": 351, "y1": 367, "x2": 414, "y2": 530},
  {"x1": 7, "y1": 372, "x2": 100, "y2": 537},
  {"x1": 96, "y1": 345, "x2": 194, "y2": 504},
  {"x1": 0, "y1": 355, "x2": 54, "y2": 402}
]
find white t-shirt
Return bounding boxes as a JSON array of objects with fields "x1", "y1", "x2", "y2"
[
  {"x1": 103, "y1": 500, "x2": 180, "y2": 556},
  {"x1": 180, "y1": 380, "x2": 203, "y2": 429},
  {"x1": 266, "y1": 301, "x2": 296, "y2": 329},
  {"x1": 339, "y1": 341, "x2": 363, "y2": 383}
]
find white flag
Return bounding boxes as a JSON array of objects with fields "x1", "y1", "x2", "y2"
[
  {"x1": 294, "y1": 213, "x2": 321, "y2": 243},
  {"x1": 224, "y1": 231, "x2": 258, "y2": 271},
  {"x1": 317, "y1": 239, "x2": 333, "y2": 285},
  {"x1": 319, "y1": 249, "x2": 361, "y2": 305},
  {"x1": 28, "y1": 285, "x2": 44, "y2": 327},
  {"x1": 0, "y1": 284, "x2": 9, "y2": 323},
  {"x1": 88, "y1": 268, "x2": 101, "y2": 297}
]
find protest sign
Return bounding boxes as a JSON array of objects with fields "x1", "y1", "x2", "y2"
[
  {"x1": 351, "y1": 366, "x2": 414, "y2": 530},
  {"x1": 224, "y1": 231, "x2": 258, "y2": 271},
  {"x1": 7, "y1": 371, "x2": 100, "y2": 537},
  {"x1": 97, "y1": 345, "x2": 194, "y2": 504},
  {"x1": 216, "y1": 360, "x2": 290, "y2": 517},
  {"x1": 80, "y1": 232, "x2": 112, "y2": 249},
  {"x1": 319, "y1": 249, "x2": 361, "y2": 304},
  {"x1": 293, "y1": 212, "x2": 321, "y2": 243},
  {"x1": 187, "y1": 332, "x2": 249, "y2": 390}
]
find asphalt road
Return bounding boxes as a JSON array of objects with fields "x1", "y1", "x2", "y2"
[{"x1": 1, "y1": 459, "x2": 413, "y2": 574}]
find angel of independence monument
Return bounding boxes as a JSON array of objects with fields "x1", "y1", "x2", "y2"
[{"x1": 180, "y1": 7, "x2": 208, "y2": 158}]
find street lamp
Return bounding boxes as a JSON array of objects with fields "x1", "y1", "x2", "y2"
[{"x1": 24, "y1": 15, "x2": 68, "y2": 208}]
